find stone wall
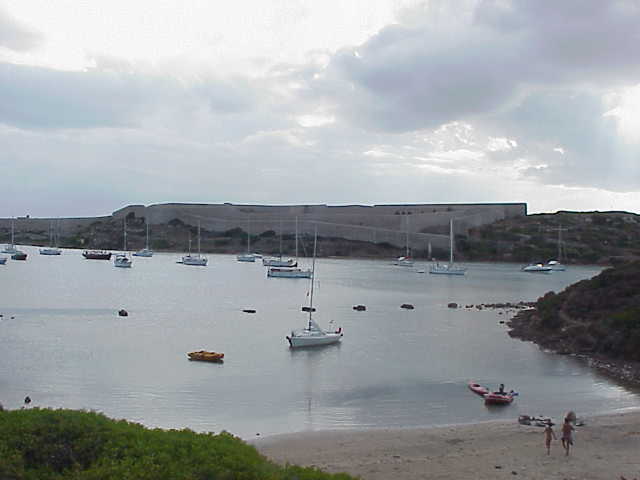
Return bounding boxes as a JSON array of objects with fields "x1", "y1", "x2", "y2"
[{"x1": 0, "y1": 202, "x2": 526, "y2": 252}]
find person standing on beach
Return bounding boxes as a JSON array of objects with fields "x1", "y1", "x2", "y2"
[
  {"x1": 544, "y1": 423, "x2": 556, "y2": 455},
  {"x1": 561, "y1": 417, "x2": 575, "y2": 456}
]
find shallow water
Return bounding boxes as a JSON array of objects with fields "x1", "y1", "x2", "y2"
[{"x1": 1, "y1": 247, "x2": 638, "y2": 438}]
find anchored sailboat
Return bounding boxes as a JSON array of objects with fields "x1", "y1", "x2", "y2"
[
  {"x1": 268, "y1": 217, "x2": 311, "y2": 278},
  {"x1": 429, "y1": 219, "x2": 466, "y2": 275},
  {"x1": 40, "y1": 220, "x2": 62, "y2": 255},
  {"x1": 393, "y1": 215, "x2": 413, "y2": 267},
  {"x1": 114, "y1": 218, "x2": 132, "y2": 268},
  {"x1": 263, "y1": 219, "x2": 296, "y2": 267},
  {"x1": 286, "y1": 229, "x2": 343, "y2": 348},
  {"x1": 180, "y1": 221, "x2": 207, "y2": 266},
  {"x1": 237, "y1": 216, "x2": 256, "y2": 262},
  {"x1": 133, "y1": 223, "x2": 153, "y2": 257},
  {"x1": 2, "y1": 219, "x2": 19, "y2": 255}
]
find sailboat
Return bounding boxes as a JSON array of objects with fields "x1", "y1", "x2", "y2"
[
  {"x1": 180, "y1": 221, "x2": 207, "y2": 266},
  {"x1": 40, "y1": 221, "x2": 62, "y2": 255},
  {"x1": 545, "y1": 226, "x2": 567, "y2": 271},
  {"x1": 268, "y1": 217, "x2": 312, "y2": 278},
  {"x1": 133, "y1": 223, "x2": 153, "y2": 257},
  {"x1": 263, "y1": 219, "x2": 296, "y2": 267},
  {"x1": 393, "y1": 215, "x2": 413, "y2": 267},
  {"x1": 2, "y1": 219, "x2": 20, "y2": 255},
  {"x1": 429, "y1": 219, "x2": 466, "y2": 275},
  {"x1": 286, "y1": 229, "x2": 343, "y2": 348},
  {"x1": 114, "y1": 218, "x2": 132, "y2": 268},
  {"x1": 237, "y1": 216, "x2": 256, "y2": 262}
]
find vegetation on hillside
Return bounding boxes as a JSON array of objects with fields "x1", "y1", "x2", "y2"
[
  {"x1": 0, "y1": 408, "x2": 354, "y2": 480},
  {"x1": 459, "y1": 211, "x2": 640, "y2": 264},
  {"x1": 508, "y1": 260, "x2": 640, "y2": 364}
]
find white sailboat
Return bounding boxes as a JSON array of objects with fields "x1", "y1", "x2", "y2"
[
  {"x1": 133, "y1": 223, "x2": 153, "y2": 257},
  {"x1": 268, "y1": 217, "x2": 312, "y2": 278},
  {"x1": 545, "y1": 226, "x2": 567, "y2": 271},
  {"x1": 2, "y1": 219, "x2": 19, "y2": 255},
  {"x1": 522, "y1": 263, "x2": 552, "y2": 273},
  {"x1": 393, "y1": 215, "x2": 413, "y2": 267},
  {"x1": 181, "y1": 221, "x2": 207, "y2": 266},
  {"x1": 286, "y1": 229, "x2": 343, "y2": 348},
  {"x1": 40, "y1": 221, "x2": 61, "y2": 255},
  {"x1": 429, "y1": 219, "x2": 466, "y2": 275},
  {"x1": 114, "y1": 218, "x2": 132, "y2": 268},
  {"x1": 237, "y1": 216, "x2": 256, "y2": 262},
  {"x1": 263, "y1": 219, "x2": 296, "y2": 267}
]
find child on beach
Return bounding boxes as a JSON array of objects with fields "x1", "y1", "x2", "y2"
[
  {"x1": 561, "y1": 417, "x2": 575, "y2": 456},
  {"x1": 544, "y1": 422, "x2": 556, "y2": 455}
]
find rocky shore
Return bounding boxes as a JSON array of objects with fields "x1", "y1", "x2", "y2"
[{"x1": 508, "y1": 309, "x2": 640, "y2": 386}]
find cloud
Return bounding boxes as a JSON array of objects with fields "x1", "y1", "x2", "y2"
[{"x1": 0, "y1": 7, "x2": 42, "y2": 52}]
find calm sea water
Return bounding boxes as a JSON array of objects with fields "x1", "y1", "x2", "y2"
[{"x1": 1, "y1": 247, "x2": 638, "y2": 438}]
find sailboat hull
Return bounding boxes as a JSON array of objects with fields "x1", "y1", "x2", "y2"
[
  {"x1": 39, "y1": 248, "x2": 61, "y2": 255},
  {"x1": 429, "y1": 264, "x2": 466, "y2": 275},
  {"x1": 268, "y1": 267, "x2": 312, "y2": 278},
  {"x1": 237, "y1": 254, "x2": 256, "y2": 262},
  {"x1": 287, "y1": 331, "x2": 342, "y2": 348}
]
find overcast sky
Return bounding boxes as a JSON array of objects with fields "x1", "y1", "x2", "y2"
[{"x1": 1, "y1": 0, "x2": 639, "y2": 217}]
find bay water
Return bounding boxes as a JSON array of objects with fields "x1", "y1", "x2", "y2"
[{"x1": 1, "y1": 247, "x2": 638, "y2": 438}]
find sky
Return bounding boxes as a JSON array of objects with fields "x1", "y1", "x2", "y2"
[{"x1": 1, "y1": 0, "x2": 639, "y2": 217}]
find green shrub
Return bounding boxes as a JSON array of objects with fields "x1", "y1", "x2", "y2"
[{"x1": 0, "y1": 409, "x2": 355, "y2": 480}]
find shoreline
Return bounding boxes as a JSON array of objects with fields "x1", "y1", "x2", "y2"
[{"x1": 254, "y1": 410, "x2": 640, "y2": 480}]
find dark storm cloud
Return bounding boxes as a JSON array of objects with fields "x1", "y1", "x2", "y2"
[{"x1": 0, "y1": 7, "x2": 42, "y2": 51}]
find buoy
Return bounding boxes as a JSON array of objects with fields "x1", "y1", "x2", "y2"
[
  {"x1": 242, "y1": 309, "x2": 256, "y2": 314},
  {"x1": 400, "y1": 304, "x2": 414, "y2": 310},
  {"x1": 353, "y1": 305, "x2": 366, "y2": 311},
  {"x1": 301, "y1": 306, "x2": 316, "y2": 312},
  {"x1": 447, "y1": 302, "x2": 458, "y2": 309},
  {"x1": 118, "y1": 309, "x2": 128, "y2": 317}
]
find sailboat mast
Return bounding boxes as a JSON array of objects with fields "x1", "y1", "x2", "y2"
[
  {"x1": 247, "y1": 216, "x2": 251, "y2": 253},
  {"x1": 405, "y1": 215, "x2": 410, "y2": 257},
  {"x1": 295, "y1": 216, "x2": 298, "y2": 260},
  {"x1": 123, "y1": 218, "x2": 127, "y2": 251},
  {"x1": 197, "y1": 221, "x2": 201, "y2": 255},
  {"x1": 308, "y1": 227, "x2": 318, "y2": 330},
  {"x1": 145, "y1": 223, "x2": 150, "y2": 250},
  {"x1": 449, "y1": 219, "x2": 454, "y2": 265},
  {"x1": 279, "y1": 219, "x2": 283, "y2": 259},
  {"x1": 557, "y1": 224, "x2": 562, "y2": 261}
]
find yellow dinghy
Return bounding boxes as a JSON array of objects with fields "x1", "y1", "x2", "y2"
[{"x1": 187, "y1": 350, "x2": 224, "y2": 363}]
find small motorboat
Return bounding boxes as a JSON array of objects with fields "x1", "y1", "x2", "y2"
[
  {"x1": 484, "y1": 391, "x2": 515, "y2": 405},
  {"x1": 468, "y1": 381, "x2": 489, "y2": 396},
  {"x1": 187, "y1": 350, "x2": 224, "y2": 363}
]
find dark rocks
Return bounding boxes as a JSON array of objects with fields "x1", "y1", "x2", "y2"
[
  {"x1": 353, "y1": 305, "x2": 367, "y2": 311},
  {"x1": 447, "y1": 302, "x2": 458, "y2": 309},
  {"x1": 242, "y1": 309, "x2": 256, "y2": 314},
  {"x1": 301, "y1": 306, "x2": 316, "y2": 312},
  {"x1": 401, "y1": 304, "x2": 414, "y2": 310},
  {"x1": 118, "y1": 309, "x2": 128, "y2": 317}
]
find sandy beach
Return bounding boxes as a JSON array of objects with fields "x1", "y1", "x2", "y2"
[{"x1": 254, "y1": 411, "x2": 640, "y2": 480}]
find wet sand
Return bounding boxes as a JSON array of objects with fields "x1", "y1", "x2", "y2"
[{"x1": 254, "y1": 411, "x2": 640, "y2": 480}]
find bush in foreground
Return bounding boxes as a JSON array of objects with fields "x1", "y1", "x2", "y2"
[{"x1": 0, "y1": 408, "x2": 355, "y2": 480}]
